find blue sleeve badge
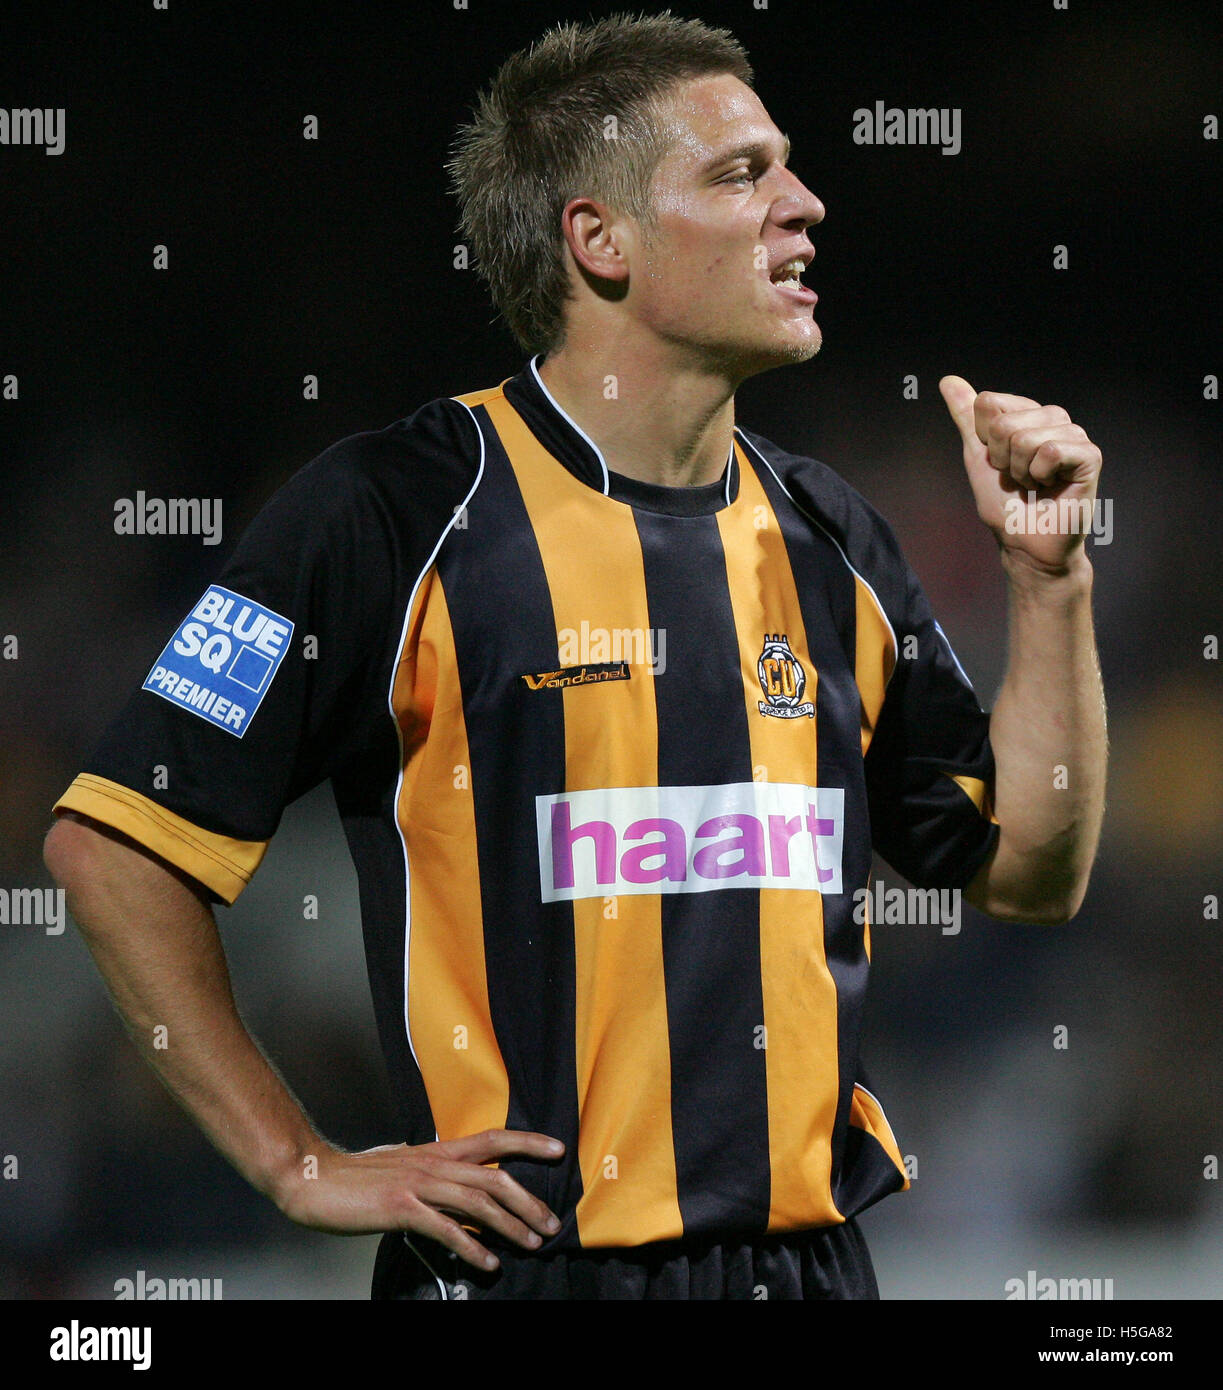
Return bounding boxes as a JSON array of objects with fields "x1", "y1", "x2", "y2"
[{"x1": 142, "y1": 586, "x2": 295, "y2": 738}]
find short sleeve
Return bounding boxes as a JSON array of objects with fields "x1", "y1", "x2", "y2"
[
  {"x1": 52, "y1": 440, "x2": 397, "y2": 904},
  {"x1": 864, "y1": 560, "x2": 999, "y2": 890}
]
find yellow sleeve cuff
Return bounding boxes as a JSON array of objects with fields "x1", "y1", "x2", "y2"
[{"x1": 52, "y1": 773, "x2": 268, "y2": 905}]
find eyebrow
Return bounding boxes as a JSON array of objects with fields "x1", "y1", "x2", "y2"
[{"x1": 703, "y1": 133, "x2": 791, "y2": 172}]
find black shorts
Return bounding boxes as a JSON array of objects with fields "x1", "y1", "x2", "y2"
[{"x1": 371, "y1": 1219, "x2": 879, "y2": 1300}]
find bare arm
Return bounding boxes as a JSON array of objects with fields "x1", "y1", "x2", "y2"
[
  {"x1": 43, "y1": 812, "x2": 563, "y2": 1270},
  {"x1": 938, "y1": 377, "x2": 1108, "y2": 924},
  {"x1": 966, "y1": 552, "x2": 1107, "y2": 922}
]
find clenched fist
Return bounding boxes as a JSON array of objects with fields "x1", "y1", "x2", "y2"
[{"x1": 939, "y1": 375, "x2": 1103, "y2": 574}]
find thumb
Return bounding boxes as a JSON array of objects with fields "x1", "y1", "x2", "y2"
[{"x1": 938, "y1": 374, "x2": 979, "y2": 447}]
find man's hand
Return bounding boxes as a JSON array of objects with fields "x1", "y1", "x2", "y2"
[
  {"x1": 932, "y1": 376, "x2": 1108, "y2": 924},
  {"x1": 277, "y1": 1129, "x2": 565, "y2": 1272},
  {"x1": 938, "y1": 375, "x2": 1103, "y2": 574},
  {"x1": 44, "y1": 814, "x2": 566, "y2": 1274}
]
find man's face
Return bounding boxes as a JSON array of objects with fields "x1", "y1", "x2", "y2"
[{"x1": 628, "y1": 73, "x2": 825, "y2": 376}]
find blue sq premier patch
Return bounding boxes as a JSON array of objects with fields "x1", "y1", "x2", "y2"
[{"x1": 143, "y1": 585, "x2": 294, "y2": 738}]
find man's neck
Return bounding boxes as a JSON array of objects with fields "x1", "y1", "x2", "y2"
[{"x1": 536, "y1": 339, "x2": 737, "y2": 489}]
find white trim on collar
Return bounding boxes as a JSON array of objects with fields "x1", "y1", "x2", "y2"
[
  {"x1": 529, "y1": 354, "x2": 611, "y2": 495},
  {"x1": 531, "y1": 353, "x2": 736, "y2": 504}
]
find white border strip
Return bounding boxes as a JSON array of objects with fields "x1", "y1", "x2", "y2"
[
  {"x1": 529, "y1": 353, "x2": 610, "y2": 494},
  {"x1": 933, "y1": 619, "x2": 976, "y2": 692},
  {"x1": 852, "y1": 1080, "x2": 903, "y2": 1153},
  {"x1": 735, "y1": 429, "x2": 899, "y2": 682},
  {"x1": 403, "y1": 1233, "x2": 451, "y2": 1300},
  {"x1": 533, "y1": 353, "x2": 737, "y2": 504},
  {"x1": 386, "y1": 398, "x2": 487, "y2": 1116},
  {"x1": 854, "y1": 1080, "x2": 888, "y2": 1113}
]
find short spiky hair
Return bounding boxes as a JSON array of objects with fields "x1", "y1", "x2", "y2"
[{"x1": 448, "y1": 12, "x2": 753, "y2": 355}]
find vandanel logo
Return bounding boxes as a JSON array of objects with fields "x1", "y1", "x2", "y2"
[
  {"x1": 757, "y1": 633, "x2": 814, "y2": 719},
  {"x1": 522, "y1": 661, "x2": 632, "y2": 690}
]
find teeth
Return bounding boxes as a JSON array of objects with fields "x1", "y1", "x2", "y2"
[{"x1": 771, "y1": 258, "x2": 805, "y2": 285}]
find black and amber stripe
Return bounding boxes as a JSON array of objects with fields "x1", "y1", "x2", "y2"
[
  {"x1": 633, "y1": 496, "x2": 770, "y2": 1237},
  {"x1": 741, "y1": 436, "x2": 905, "y2": 1219},
  {"x1": 380, "y1": 381, "x2": 912, "y2": 1250},
  {"x1": 55, "y1": 369, "x2": 920, "y2": 1252}
]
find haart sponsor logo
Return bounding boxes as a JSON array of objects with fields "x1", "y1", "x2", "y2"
[{"x1": 536, "y1": 782, "x2": 844, "y2": 903}]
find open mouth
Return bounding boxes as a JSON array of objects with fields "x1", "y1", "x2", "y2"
[
  {"x1": 767, "y1": 255, "x2": 816, "y2": 305},
  {"x1": 769, "y1": 257, "x2": 807, "y2": 290}
]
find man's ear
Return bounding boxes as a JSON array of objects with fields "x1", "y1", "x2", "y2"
[{"x1": 559, "y1": 197, "x2": 631, "y2": 286}]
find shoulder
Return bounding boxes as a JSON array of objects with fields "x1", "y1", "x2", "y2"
[
  {"x1": 735, "y1": 425, "x2": 915, "y2": 619},
  {"x1": 235, "y1": 394, "x2": 485, "y2": 562},
  {"x1": 287, "y1": 395, "x2": 483, "y2": 519}
]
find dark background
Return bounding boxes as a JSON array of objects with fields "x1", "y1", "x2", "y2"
[{"x1": 1, "y1": 0, "x2": 1220, "y2": 1298}]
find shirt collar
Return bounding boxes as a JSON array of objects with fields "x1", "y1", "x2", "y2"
[{"x1": 500, "y1": 354, "x2": 739, "y2": 517}]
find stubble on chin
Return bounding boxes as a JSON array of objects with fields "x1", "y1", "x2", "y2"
[
  {"x1": 779, "y1": 328, "x2": 821, "y2": 364},
  {"x1": 762, "y1": 324, "x2": 823, "y2": 370}
]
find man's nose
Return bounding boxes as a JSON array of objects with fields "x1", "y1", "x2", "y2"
[{"x1": 775, "y1": 169, "x2": 825, "y2": 230}]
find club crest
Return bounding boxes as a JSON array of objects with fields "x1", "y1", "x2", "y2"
[{"x1": 757, "y1": 633, "x2": 815, "y2": 719}]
